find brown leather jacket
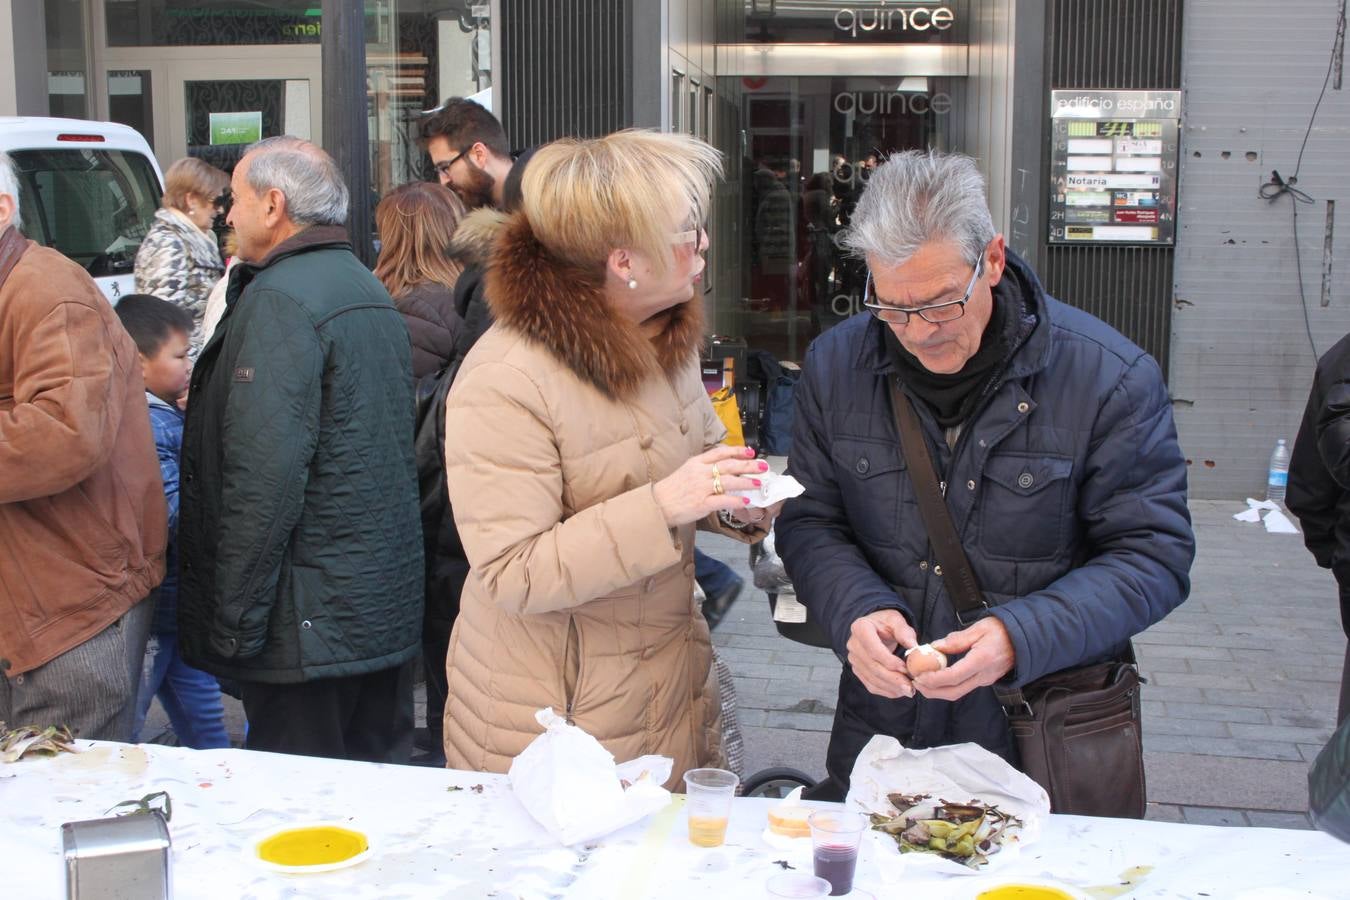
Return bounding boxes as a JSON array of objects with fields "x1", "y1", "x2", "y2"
[{"x1": 0, "y1": 227, "x2": 167, "y2": 676}]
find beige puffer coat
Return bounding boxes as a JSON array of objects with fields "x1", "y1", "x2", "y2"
[{"x1": 442, "y1": 214, "x2": 762, "y2": 786}]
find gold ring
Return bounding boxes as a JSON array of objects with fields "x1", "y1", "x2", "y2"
[
  {"x1": 712, "y1": 472, "x2": 725, "y2": 495},
  {"x1": 711, "y1": 463, "x2": 721, "y2": 478}
]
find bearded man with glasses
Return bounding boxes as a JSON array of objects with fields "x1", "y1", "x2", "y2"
[{"x1": 775, "y1": 149, "x2": 1195, "y2": 793}]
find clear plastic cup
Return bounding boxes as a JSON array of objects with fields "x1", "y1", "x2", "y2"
[
  {"x1": 765, "y1": 872, "x2": 833, "y2": 898},
  {"x1": 683, "y1": 767, "x2": 739, "y2": 847},
  {"x1": 808, "y1": 810, "x2": 867, "y2": 896}
]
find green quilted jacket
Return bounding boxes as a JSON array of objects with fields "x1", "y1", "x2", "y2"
[{"x1": 178, "y1": 227, "x2": 424, "y2": 683}]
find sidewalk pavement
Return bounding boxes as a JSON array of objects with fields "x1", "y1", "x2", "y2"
[
  {"x1": 148, "y1": 499, "x2": 1345, "y2": 829},
  {"x1": 699, "y1": 498, "x2": 1346, "y2": 829}
]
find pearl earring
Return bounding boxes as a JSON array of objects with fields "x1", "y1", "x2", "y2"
[{"x1": 627, "y1": 278, "x2": 638, "y2": 290}]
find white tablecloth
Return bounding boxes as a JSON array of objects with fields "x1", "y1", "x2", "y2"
[{"x1": 3, "y1": 741, "x2": 1348, "y2": 898}]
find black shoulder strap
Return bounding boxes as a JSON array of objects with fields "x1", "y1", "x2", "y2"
[{"x1": 888, "y1": 377, "x2": 989, "y2": 626}]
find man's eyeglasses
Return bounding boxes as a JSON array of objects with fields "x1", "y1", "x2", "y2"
[
  {"x1": 433, "y1": 147, "x2": 470, "y2": 176},
  {"x1": 862, "y1": 253, "x2": 986, "y2": 325}
]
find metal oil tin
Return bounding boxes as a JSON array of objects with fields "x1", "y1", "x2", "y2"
[{"x1": 61, "y1": 811, "x2": 172, "y2": 900}]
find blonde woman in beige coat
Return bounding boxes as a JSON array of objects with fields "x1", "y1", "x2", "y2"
[{"x1": 442, "y1": 131, "x2": 779, "y2": 786}]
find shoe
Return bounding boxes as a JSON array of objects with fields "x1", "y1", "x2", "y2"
[{"x1": 701, "y1": 578, "x2": 744, "y2": 630}]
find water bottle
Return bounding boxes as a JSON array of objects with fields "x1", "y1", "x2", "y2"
[{"x1": 1266, "y1": 439, "x2": 1291, "y2": 505}]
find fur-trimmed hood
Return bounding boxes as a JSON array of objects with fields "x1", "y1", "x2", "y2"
[
  {"x1": 449, "y1": 208, "x2": 511, "y2": 268},
  {"x1": 485, "y1": 212, "x2": 705, "y2": 400}
]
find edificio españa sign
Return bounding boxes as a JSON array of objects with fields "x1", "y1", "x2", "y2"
[{"x1": 1048, "y1": 90, "x2": 1181, "y2": 245}]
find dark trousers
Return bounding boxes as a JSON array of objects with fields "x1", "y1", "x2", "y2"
[{"x1": 241, "y1": 659, "x2": 416, "y2": 764}]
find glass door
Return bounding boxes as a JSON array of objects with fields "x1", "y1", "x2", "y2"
[
  {"x1": 166, "y1": 57, "x2": 322, "y2": 175},
  {"x1": 734, "y1": 75, "x2": 952, "y2": 361}
]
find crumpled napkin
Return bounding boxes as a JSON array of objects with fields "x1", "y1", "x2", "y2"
[
  {"x1": 508, "y1": 708, "x2": 672, "y2": 846},
  {"x1": 845, "y1": 736, "x2": 1050, "y2": 879},
  {"x1": 1233, "y1": 499, "x2": 1300, "y2": 533},
  {"x1": 730, "y1": 469, "x2": 805, "y2": 508}
]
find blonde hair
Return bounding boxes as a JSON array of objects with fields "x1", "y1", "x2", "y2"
[
  {"x1": 374, "y1": 181, "x2": 467, "y2": 299},
  {"x1": 162, "y1": 157, "x2": 230, "y2": 213},
  {"x1": 520, "y1": 130, "x2": 722, "y2": 275}
]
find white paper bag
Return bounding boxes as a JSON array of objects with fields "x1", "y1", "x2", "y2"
[
  {"x1": 508, "y1": 708, "x2": 673, "y2": 846},
  {"x1": 845, "y1": 736, "x2": 1050, "y2": 879}
]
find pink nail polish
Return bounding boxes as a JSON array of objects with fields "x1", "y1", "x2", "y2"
[
  {"x1": 758, "y1": 461, "x2": 769, "y2": 472},
  {"x1": 742, "y1": 497, "x2": 751, "y2": 505},
  {"x1": 744, "y1": 447, "x2": 755, "y2": 457},
  {"x1": 751, "y1": 478, "x2": 762, "y2": 487}
]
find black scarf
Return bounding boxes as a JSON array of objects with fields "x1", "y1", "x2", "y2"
[{"x1": 885, "y1": 274, "x2": 1025, "y2": 428}]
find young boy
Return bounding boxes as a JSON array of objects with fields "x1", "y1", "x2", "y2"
[{"x1": 115, "y1": 294, "x2": 231, "y2": 749}]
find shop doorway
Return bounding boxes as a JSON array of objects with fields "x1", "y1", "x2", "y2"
[
  {"x1": 98, "y1": 49, "x2": 323, "y2": 176},
  {"x1": 734, "y1": 75, "x2": 952, "y2": 362}
]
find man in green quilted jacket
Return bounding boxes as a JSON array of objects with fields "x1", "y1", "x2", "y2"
[{"x1": 178, "y1": 137, "x2": 424, "y2": 763}]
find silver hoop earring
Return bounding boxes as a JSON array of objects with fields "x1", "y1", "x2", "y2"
[{"x1": 627, "y1": 278, "x2": 638, "y2": 290}]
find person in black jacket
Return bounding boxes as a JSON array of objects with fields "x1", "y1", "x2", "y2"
[
  {"x1": 420, "y1": 97, "x2": 515, "y2": 211},
  {"x1": 1287, "y1": 332, "x2": 1350, "y2": 725},
  {"x1": 375, "y1": 181, "x2": 467, "y2": 380},
  {"x1": 178, "y1": 137, "x2": 423, "y2": 763},
  {"x1": 776, "y1": 150, "x2": 1194, "y2": 788}
]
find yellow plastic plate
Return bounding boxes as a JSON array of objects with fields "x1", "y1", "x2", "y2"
[{"x1": 248, "y1": 822, "x2": 372, "y2": 874}]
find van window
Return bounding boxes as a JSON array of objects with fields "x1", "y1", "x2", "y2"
[{"x1": 10, "y1": 148, "x2": 161, "y2": 279}]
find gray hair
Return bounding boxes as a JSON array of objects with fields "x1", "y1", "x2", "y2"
[
  {"x1": 840, "y1": 149, "x2": 995, "y2": 267},
  {"x1": 244, "y1": 136, "x2": 348, "y2": 226},
  {"x1": 0, "y1": 151, "x2": 21, "y2": 231}
]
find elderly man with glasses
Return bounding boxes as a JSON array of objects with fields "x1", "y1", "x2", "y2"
[{"x1": 775, "y1": 149, "x2": 1195, "y2": 792}]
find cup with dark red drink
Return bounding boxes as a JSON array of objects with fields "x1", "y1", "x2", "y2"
[{"x1": 807, "y1": 810, "x2": 866, "y2": 896}]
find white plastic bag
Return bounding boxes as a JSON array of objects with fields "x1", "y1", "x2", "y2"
[
  {"x1": 508, "y1": 708, "x2": 673, "y2": 846},
  {"x1": 845, "y1": 736, "x2": 1050, "y2": 880}
]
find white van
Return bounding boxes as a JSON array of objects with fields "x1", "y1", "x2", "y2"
[{"x1": 0, "y1": 116, "x2": 164, "y2": 303}]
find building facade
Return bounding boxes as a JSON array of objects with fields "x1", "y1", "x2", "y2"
[{"x1": 1, "y1": 0, "x2": 1346, "y2": 498}]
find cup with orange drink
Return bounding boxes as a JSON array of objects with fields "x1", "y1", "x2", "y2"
[{"x1": 683, "y1": 768, "x2": 739, "y2": 847}]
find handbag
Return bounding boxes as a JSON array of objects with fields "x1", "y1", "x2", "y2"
[{"x1": 888, "y1": 378, "x2": 1147, "y2": 819}]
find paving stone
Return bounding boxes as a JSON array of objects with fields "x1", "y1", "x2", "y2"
[
  {"x1": 718, "y1": 647, "x2": 778, "y2": 666},
  {"x1": 1134, "y1": 655, "x2": 1193, "y2": 674},
  {"x1": 1143, "y1": 716, "x2": 1231, "y2": 738},
  {"x1": 762, "y1": 710, "x2": 835, "y2": 732},
  {"x1": 1194, "y1": 738, "x2": 1306, "y2": 762},
  {"x1": 1143, "y1": 734, "x2": 1197, "y2": 754},
  {"x1": 1199, "y1": 688, "x2": 1321, "y2": 710},
  {"x1": 1164, "y1": 700, "x2": 1269, "y2": 724},
  {"x1": 1136, "y1": 643, "x2": 1234, "y2": 660},
  {"x1": 720, "y1": 633, "x2": 796, "y2": 651},
  {"x1": 1181, "y1": 806, "x2": 1250, "y2": 826},
  {"x1": 736, "y1": 708, "x2": 768, "y2": 728},
  {"x1": 810, "y1": 665, "x2": 844, "y2": 683},
  {"x1": 730, "y1": 662, "x2": 814, "y2": 682},
  {"x1": 1269, "y1": 712, "x2": 1333, "y2": 734},
  {"x1": 1140, "y1": 684, "x2": 1208, "y2": 704},
  {"x1": 1179, "y1": 660, "x2": 1254, "y2": 680},
  {"x1": 1227, "y1": 722, "x2": 1334, "y2": 744},
  {"x1": 1144, "y1": 803, "x2": 1185, "y2": 823},
  {"x1": 1141, "y1": 699, "x2": 1167, "y2": 718},
  {"x1": 1299, "y1": 743, "x2": 1329, "y2": 763},
  {"x1": 1245, "y1": 810, "x2": 1313, "y2": 829},
  {"x1": 1151, "y1": 672, "x2": 1255, "y2": 691}
]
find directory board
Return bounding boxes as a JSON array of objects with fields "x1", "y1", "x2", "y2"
[{"x1": 1048, "y1": 90, "x2": 1180, "y2": 245}]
